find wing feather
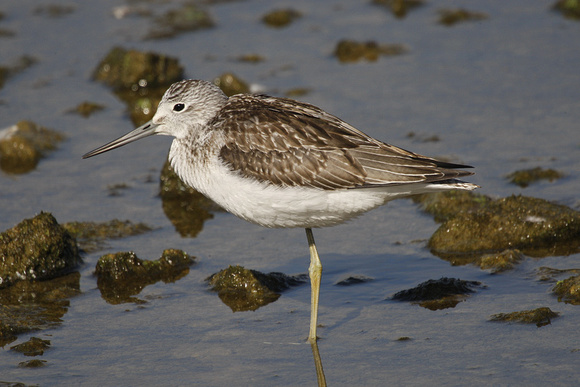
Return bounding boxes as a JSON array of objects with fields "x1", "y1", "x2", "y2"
[{"x1": 213, "y1": 94, "x2": 473, "y2": 190}]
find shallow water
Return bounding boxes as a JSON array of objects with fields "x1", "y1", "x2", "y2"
[{"x1": 1, "y1": 0, "x2": 579, "y2": 385}]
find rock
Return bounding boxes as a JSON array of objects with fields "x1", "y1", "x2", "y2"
[
  {"x1": 0, "y1": 212, "x2": 81, "y2": 289},
  {"x1": 0, "y1": 121, "x2": 65, "y2": 174},
  {"x1": 207, "y1": 265, "x2": 307, "y2": 312},
  {"x1": 94, "y1": 249, "x2": 195, "y2": 304}
]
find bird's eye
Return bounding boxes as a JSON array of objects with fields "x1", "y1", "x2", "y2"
[{"x1": 173, "y1": 103, "x2": 185, "y2": 112}]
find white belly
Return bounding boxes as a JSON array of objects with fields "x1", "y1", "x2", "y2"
[{"x1": 169, "y1": 144, "x2": 474, "y2": 229}]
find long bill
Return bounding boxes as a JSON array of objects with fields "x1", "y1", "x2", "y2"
[{"x1": 82, "y1": 121, "x2": 159, "y2": 159}]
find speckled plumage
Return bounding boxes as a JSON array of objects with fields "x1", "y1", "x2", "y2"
[{"x1": 83, "y1": 79, "x2": 478, "y2": 341}]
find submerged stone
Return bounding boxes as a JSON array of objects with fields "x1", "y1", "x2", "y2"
[
  {"x1": 414, "y1": 190, "x2": 490, "y2": 223},
  {"x1": 552, "y1": 275, "x2": 580, "y2": 305},
  {"x1": 92, "y1": 46, "x2": 183, "y2": 91},
  {"x1": 372, "y1": 0, "x2": 425, "y2": 19},
  {"x1": 0, "y1": 120, "x2": 65, "y2": 174},
  {"x1": 477, "y1": 249, "x2": 524, "y2": 273},
  {"x1": 334, "y1": 40, "x2": 406, "y2": 63},
  {"x1": 428, "y1": 195, "x2": 580, "y2": 258},
  {"x1": 0, "y1": 212, "x2": 81, "y2": 289},
  {"x1": 145, "y1": 3, "x2": 214, "y2": 40},
  {"x1": 94, "y1": 249, "x2": 195, "y2": 304},
  {"x1": 207, "y1": 265, "x2": 307, "y2": 312},
  {"x1": 553, "y1": 0, "x2": 580, "y2": 20},
  {"x1": 438, "y1": 8, "x2": 488, "y2": 26},
  {"x1": 489, "y1": 307, "x2": 559, "y2": 327},
  {"x1": 10, "y1": 336, "x2": 51, "y2": 356},
  {"x1": 391, "y1": 277, "x2": 481, "y2": 310},
  {"x1": 506, "y1": 167, "x2": 564, "y2": 188},
  {"x1": 213, "y1": 73, "x2": 250, "y2": 97},
  {"x1": 261, "y1": 9, "x2": 302, "y2": 28},
  {"x1": 67, "y1": 101, "x2": 105, "y2": 118},
  {"x1": 0, "y1": 272, "x2": 80, "y2": 346},
  {"x1": 335, "y1": 275, "x2": 374, "y2": 286},
  {"x1": 19, "y1": 359, "x2": 47, "y2": 368},
  {"x1": 0, "y1": 55, "x2": 37, "y2": 90},
  {"x1": 92, "y1": 47, "x2": 183, "y2": 125},
  {"x1": 63, "y1": 219, "x2": 153, "y2": 253},
  {"x1": 160, "y1": 159, "x2": 222, "y2": 238}
]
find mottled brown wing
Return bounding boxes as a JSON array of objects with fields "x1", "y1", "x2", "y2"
[{"x1": 215, "y1": 94, "x2": 472, "y2": 190}]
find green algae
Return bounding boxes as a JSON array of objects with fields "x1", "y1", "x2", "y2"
[
  {"x1": 427, "y1": 194, "x2": 580, "y2": 258},
  {"x1": 10, "y1": 337, "x2": 51, "y2": 356},
  {"x1": 438, "y1": 8, "x2": 488, "y2": 26},
  {"x1": 490, "y1": 307, "x2": 559, "y2": 327},
  {"x1": 92, "y1": 47, "x2": 183, "y2": 125},
  {"x1": 145, "y1": 3, "x2": 214, "y2": 40},
  {"x1": 391, "y1": 277, "x2": 481, "y2": 310},
  {"x1": 18, "y1": 359, "x2": 47, "y2": 368},
  {"x1": 63, "y1": 219, "x2": 153, "y2": 253},
  {"x1": 261, "y1": 9, "x2": 302, "y2": 28},
  {"x1": 207, "y1": 265, "x2": 307, "y2": 312},
  {"x1": 33, "y1": 4, "x2": 76, "y2": 18},
  {"x1": 552, "y1": 275, "x2": 580, "y2": 305},
  {"x1": 334, "y1": 40, "x2": 406, "y2": 63},
  {"x1": 372, "y1": 0, "x2": 425, "y2": 19},
  {"x1": 0, "y1": 120, "x2": 65, "y2": 174},
  {"x1": 212, "y1": 73, "x2": 250, "y2": 97},
  {"x1": 0, "y1": 55, "x2": 36, "y2": 90},
  {"x1": 506, "y1": 167, "x2": 564, "y2": 188},
  {"x1": 236, "y1": 54, "x2": 266, "y2": 63},
  {"x1": 67, "y1": 101, "x2": 105, "y2": 118},
  {"x1": 94, "y1": 250, "x2": 195, "y2": 304},
  {"x1": 414, "y1": 190, "x2": 490, "y2": 223},
  {"x1": 0, "y1": 212, "x2": 81, "y2": 289},
  {"x1": 477, "y1": 249, "x2": 524, "y2": 273},
  {"x1": 553, "y1": 0, "x2": 580, "y2": 20}
]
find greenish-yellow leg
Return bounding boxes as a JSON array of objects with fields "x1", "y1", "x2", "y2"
[{"x1": 306, "y1": 227, "x2": 322, "y2": 343}]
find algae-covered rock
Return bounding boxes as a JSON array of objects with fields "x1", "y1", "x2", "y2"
[
  {"x1": 92, "y1": 46, "x2": 183, "y2": 91},
  {"x1": 428, "y1": 195, "x2": 580, "y2": 258},
  {"x1": 438, "y1": 8, "x2": 488, "y2": 26},
  {"x1": 553, "y1": 0, "x2": 580, "y2": 20},
  {"x1": 414, "y1": 190, "x2": 490, "y2": 223},
  {"x1": 19, "y1": 359, "x2": 47, "y2": 368},
  {"x1": 506, "y1": 167, "x2": 563, "y2": 188},
  {"x1": 552, "y1": 275, "x2": 580, "y2": 305},
  {"x1": 0, "y1": 212, "x2": 81, "y2": 289},
  {"x1": 0, "y1": 120, "x2": 65, "y2": 174},
  {"x1": 335, "y1": 275, "x2": 374, "y2": 286},
  {"x1": 476, "y1": 249, "x2": 524, "y2": 273},
  {"x1": 261, "y1": 9, "x2": 302, "y2": 28},
  {"x1": 489, "y1": 307, "x2": 559, "y2": 327},
  {"x1": 391, "y1": 277, "x2": 481, "y2": 310},
  {"x1": 0, "y1": 272, "x2": 80, "y2": 346},
  {"x1": 67, "y1": 101, "x2": 105, "y2": 118},
  {"x1": 92, "y1": 47, "x2": 183, "y2": 125},
  {"x1": 334, "y1": 40, "x2": 406, "y2": 63},
  {"x1": 10, "y1": 336, "x2": 51, "y2": 356},
  {"x1": 145, "y1": 3, "x2": 214, "y2": 40},
  {"x1": 0, "y1": 55, "x2": 37, "y2": 90},
  {"x1": 207, "y1": 265, "x2": 307, "y2": 312},
  {"x1": 236, "y1": 54, "x2": 266, "y2": 63},
  {"x1": 33, "y1": 4, "x2": 76, "y2": 18},
  {"x1": 372, "y1": 0, "x2": 425, "y2": 19},
  {"x1": 160, "y1": 159, "x2": 222, "y2": 238},
  {"x1": 63, "y1": 219, "x2": 152, "y2": 253},
  {"x1": 94, "y1": 249, "x2": 195, "y2": 304},
  {"x1": 212, "y1": 73, "x2": 250, "y2": 97}
]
